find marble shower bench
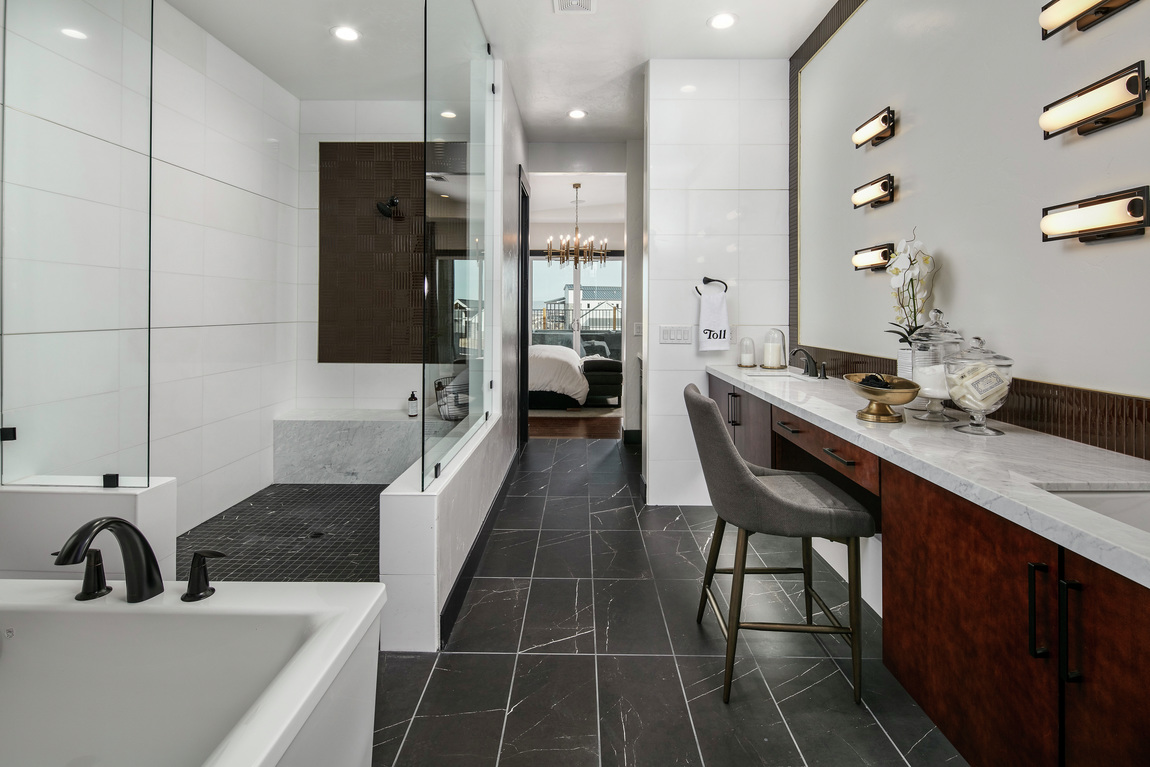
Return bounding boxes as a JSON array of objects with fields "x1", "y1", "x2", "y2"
[{"x1": 273, "y1": 409, "x2": 455, "y2": 484}]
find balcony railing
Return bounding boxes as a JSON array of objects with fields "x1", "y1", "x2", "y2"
[{"x1": 532, "y1": 306, "x2": 620, "y2": 331}]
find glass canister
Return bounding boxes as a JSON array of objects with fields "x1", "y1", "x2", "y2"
[
  {"x1": 761, "y1": 328, "x2": 786, "y2": 369},
  {"x1": 943, "y1": 337, "x2": 1013, "y2": 436},
  {"x1": 909, "y1": 309, "x2": 964, "y2": 422},
  {"x1": 738, "y1": 337, "x2": 756, "y2": 368}
]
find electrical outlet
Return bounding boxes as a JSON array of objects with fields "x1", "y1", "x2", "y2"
[
  {"x1": 659, "y1": 325, "x2": 692, "y2": 344},
  {"x1": 633, "y1": 322, "x2": 643, "y2": 336}
]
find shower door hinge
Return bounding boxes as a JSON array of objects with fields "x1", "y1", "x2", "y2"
[
  {"x1": 487, "y1": 43, "x2": 491, "y2": 55},
  {"x1": 491, "y1": 83, "x2": 496, "y2": 94},
  {"x1": 0, "y1": 427, "x2": 15, "y2": 441},
  {"x1": 434, "y1": 462, "x2": 441, "y2": 478},
  {"x1": 485, "y1": 411, "x2": 490, "y2": 421},
  {"x1": 489, "y1": 380, "x2": 494, "y2": 389}
]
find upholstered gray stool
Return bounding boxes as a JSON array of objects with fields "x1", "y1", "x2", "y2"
[{"x1": 683, "y1": 384, "x2": 876, "y2": 704}]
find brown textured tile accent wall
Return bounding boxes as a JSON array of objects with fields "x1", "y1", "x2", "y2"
[
  {"x1": 787, "y1": 1, "x2": 1150, "y2": 461},
  {"x1": 318, "y1": 142, "x2": 425, "y2": 363}
]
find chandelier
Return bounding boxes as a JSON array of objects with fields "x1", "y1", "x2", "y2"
[{"x1": 545, "y1": 183, "x2": 608, "y2": 266}]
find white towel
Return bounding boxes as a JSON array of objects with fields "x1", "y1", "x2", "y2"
[{"x1": 698, "y1": 292, "x2": 730, "y2": 351}]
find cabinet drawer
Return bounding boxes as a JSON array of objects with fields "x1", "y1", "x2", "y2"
[{"x1": 771, "y1": 408, "x2": 880, "y2": 494}]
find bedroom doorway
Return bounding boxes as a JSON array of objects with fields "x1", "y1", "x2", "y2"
[{"x1": 524, "y1": 172, "x2": 626, "y2": 440}]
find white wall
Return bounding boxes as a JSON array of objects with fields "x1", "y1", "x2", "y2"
[
  {"x1": 295, "y1": 100, "x2": 423, "y2": 410},
  {"x1": 644, "y1": 60, "x2": 791, "y2": 505},
  {"x1": 625, "y1": 140, "x2": 644, "y2": 434},
  {"x1": 798, "y1": 0, "x2": 1150, "y2": 396},
  {"x1": 0, "y1": 0, "x2": 152, "y2": 484},
  {"x1": 149, "y1": 1, "x2": 300, "y2": 532}
]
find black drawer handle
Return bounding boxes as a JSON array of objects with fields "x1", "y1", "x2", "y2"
[
  {"x1": 822, "y1": 447, "x2": 855, "y2": 466},
  {"x1": 775, "y1": 420, "x2": 800, "y2": 434},
  {"x1": 1059, "y1": 579, "x2": 1083, "y2": 683},
  {"x1": 1027, "y1": 562, "x2": 1049, "y2": 659},
  {"x1": 729, "y1": 392, "x2": 741, "y2": 426}
]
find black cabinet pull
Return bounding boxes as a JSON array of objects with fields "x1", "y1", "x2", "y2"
[
  {"x1": 1027, "y1": 562, "x2": 1049, "y2": 659},
  {"x1": 730, "y1": 393, "x2": 741, "y2": 426},
  {"x1": 1059, "y1": 579, "x2": 1083, "y2": 683},
  {"x1": 822, "y1": 447, "x2": 855, "y2": 466},
  {"x1": 726, "y1": 392, "x2": 734, "y2": 425},
  {"x1": 775, "y1": 420, "x2": 800, "y2": 434}
]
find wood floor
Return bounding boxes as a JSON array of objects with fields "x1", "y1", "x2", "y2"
[{"x1": 529, "y1": 416, "x2": 622, "y2": 439}]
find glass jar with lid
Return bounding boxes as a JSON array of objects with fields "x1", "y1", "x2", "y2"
[
  {"x1": 909, "y1": 309, "x2": 964, "y2": 422},
  {"x1": 738, "y1": 337, "x2": 756, "y2": 368},
  {"x1": 943, "y1": 337, "x2": 1013, "y2": 436},
  {"x1": 761, "y1": 328, "x2": 786, "y2": 369}
]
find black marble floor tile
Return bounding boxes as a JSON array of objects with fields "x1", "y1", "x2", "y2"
[
  {"x1": 693, "y1": 528, "x2": 770, "y2": 571},
  {"x1": 588, "y1": 474, "x2": 633, "y2": 498},
  {"x1": 644, "y1": 531, "x2": 708, "y2": 579},
  {"x1": 591, "y1": 530, "x2": 652, "y2": 579},
  {"x1": 474, "y1": 530, "x2": 539, "y2": 577},
  {"x1": 656, "y1": 577, "x2": 729, "y2": 657},
  {"x1": 677, "y1": 655, "x2": 804, "y2": 766},
  {"x1": 554, "y1": 439, "x2": 590, "y2": 459},
  {"x1": 504, "y1": 471, "x2": 551, "y2": 497},
  {"x1": 519, "y1": 578, "x2": 595, "y2": 654},
  {"x1": 548, "y1": 473, "x2": 591, "y2": 496},
  {"x1": 372, "y1": 652, "x2": 437, "y2": 767},
  {"x1": 550, "y1": 455, "x2": 591, "y2": 474},
  {"x1": 680, "y1": 505, "x2": 719, "y2": 532},
  {"x1": 533, "y1": 530, "x2": 592, "y2": 578},
  {"x1": 442, "y1": 578, "x2": 530, "y2": 653},
  {"x1": 598, "y1": 655, "x2": 702, "y2": 767},
  {"x1": 636, "y1": 504, "x2": 691, "y2": 531},
  {"x1": 760, "y1": 657, "x2": 906, "y2": 767},
  {"x1": 396, "y1": 653, "x2": 516, "y2": 767},
  {"x1": 594, "y1": 578, "x2": 672, "y2": 655},
  {"x1": 831, "y1": 658, "x2": 970, "y2": 767},
  {"x1": 541, "y1": 496, "x2": 591, "y2": 529},
  {"x1": 517, "y1": 449, "x2": 558, "y2": 472},
  {"x1": 777, "y1": 572, "x2": 884, "y2": 660},
  {"x1": 492, "y1": 496, "x2": 547, "y2": 529},
  {"x1": 710, "y1": 574, "x2": 827, "y2": 658},
  {"x1": 500, "y1": 655, "x2": 599, "y2": 767},
  {"x1": 589, "y1": 497, "x2": 639, "y2": 530}
]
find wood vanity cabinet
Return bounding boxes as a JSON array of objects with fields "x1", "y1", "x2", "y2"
[{"x1": 705, "y1": 375, "x2": 771, "y2": 468}]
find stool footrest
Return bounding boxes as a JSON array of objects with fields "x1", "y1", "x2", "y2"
[
  {"x1": 740, "y1": 621, "x2": 852, "y2": 635},
  {"x1": 712, "y1": 566, "x2": 804, "y2": 576}
]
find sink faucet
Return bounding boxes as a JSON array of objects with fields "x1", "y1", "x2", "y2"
[
  {"x1": 791, "y1": 348, "x2": 818, "y2": 377},
  {"x1": 54, "y1": 517, "x2": 164, "y2": 603}
]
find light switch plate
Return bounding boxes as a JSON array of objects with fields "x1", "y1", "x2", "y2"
[
  {"x1": 633, "y1": 322, "x2": 642, "y2": 336},
  {"x1": 659, "y1": 325, "x2": 692, "y2": 344}
]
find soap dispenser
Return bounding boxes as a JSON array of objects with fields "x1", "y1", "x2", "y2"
[{"x1": 408, "y1": 390, "x2": 419, "y2": 417}]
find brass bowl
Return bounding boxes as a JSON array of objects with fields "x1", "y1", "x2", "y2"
[{"x1": 843, "y1": 373, "x2": 921, "y2": 423}]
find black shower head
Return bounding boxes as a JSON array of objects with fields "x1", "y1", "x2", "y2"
[{"x1": 376, "y1": 196, "x2": 401, "y2": 218}]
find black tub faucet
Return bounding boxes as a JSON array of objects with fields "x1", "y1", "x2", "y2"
[
  {"x1": 791, "y1": 348, "x2": 818, "y2": 377},
  {"x1": 54, "y1": 517, "x2": 164, "y2": 603}
]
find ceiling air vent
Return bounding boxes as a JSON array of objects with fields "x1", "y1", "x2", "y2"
[{"x1": 553, "y1": 0, "x2": 596, "y2": 13}]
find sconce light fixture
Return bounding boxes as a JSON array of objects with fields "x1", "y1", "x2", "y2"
[
  {"x1": 1041, "y1": 61, "x2": 1147, "y2": 138},
  {"x1": 1040, "y1": 0, "x2": 1141, "y2": 39},
  {"x1": 852, "y1": 174, "x2": 895, "y2": 209},
  {"x1": 852, "y1": 107, "x2": 896, "y2": 148},
  {"x1": 1041, "y1": 186, "x2": 1147, "y2": 242},
  {"x1": 853, "y1": 243, "x2": 894, "y2": 271}
]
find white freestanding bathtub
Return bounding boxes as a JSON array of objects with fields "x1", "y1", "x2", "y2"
[{"x1": 0, "y1": 579, "x2": 386, "y2": 766}]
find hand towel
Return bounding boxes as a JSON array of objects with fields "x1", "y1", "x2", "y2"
[{"x1": 698, "y1": 292, "x2": 730, "y2": 351}]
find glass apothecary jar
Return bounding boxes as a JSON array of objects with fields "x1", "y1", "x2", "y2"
[
  {"x1": 944, "y1": 337, "x2": 1013, "y2": 436},
  {"x1": 762, "y1": 328, "x2": 786, "y2": 369},
  {"x1": 909, "y1": 309, "x2": 964, "y2": 422},
  {"x1": 738, "y1": 337, "x2": 756, "y2": 368}
]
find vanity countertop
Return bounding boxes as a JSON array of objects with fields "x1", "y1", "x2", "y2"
[{"x1": 707, "y1": 364, "x2": 1150, "y2": 590}]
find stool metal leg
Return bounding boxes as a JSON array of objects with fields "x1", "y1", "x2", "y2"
[
  {"x1": 723, "y1": 527, "x2": 750, "y2": 704},
  {"x1": 848, "y1": 536, "x2": 863, "y2": 704},
  {"x1": 801, "y1": 537, "x2": 813, "y2": 625},
  {"x1": 697, "y1": 516, "x2": 727, "y2": 623}
]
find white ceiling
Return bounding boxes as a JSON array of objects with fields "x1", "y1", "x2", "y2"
[
  {"x1": 165, "y1": 0, "x2": 838, "y2": 142},
  {"x1": 529, "y1": 172, "x2": 626, "y2": 224}
]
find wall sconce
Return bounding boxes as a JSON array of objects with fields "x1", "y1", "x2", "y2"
[
  {"x1": 1040, "y1": 0, "x2": 1142, "y2": 39},
  {"x1": 1041, "y1": 62, "x2": 1146, "y2": 138},
  {"x1": 1041, "y1": 186, "x2": 1147, "y2": 242},
  {"x1": 853, "y1": 243, "x2": 894, "y2": 271},
  {"x1": 852, "y1": 107, "x2": 896, "y2": 148},
  {"x1": 852, "y1": 174, "x2": 895, "y2": 209}
]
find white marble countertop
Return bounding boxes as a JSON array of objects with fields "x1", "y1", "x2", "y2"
[{"x1": 707, "y1": 364, "x2": 1150, "y2": 589}]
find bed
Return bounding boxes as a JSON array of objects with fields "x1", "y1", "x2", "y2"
[{"x1": 528, "y1": 344, "x2": 623, "y2": 409}]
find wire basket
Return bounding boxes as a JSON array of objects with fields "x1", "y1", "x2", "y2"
[{"x1": 434, "y1": 377, "x2": 470, "y2": 421}]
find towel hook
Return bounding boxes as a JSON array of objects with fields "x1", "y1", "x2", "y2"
[{"x1": 695, "y1": 276, "x2": 728, "y2": 295}]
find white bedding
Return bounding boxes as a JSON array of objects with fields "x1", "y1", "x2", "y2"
[{"x1": 528, "y1": 345, "x2": 589, "y2": 405}]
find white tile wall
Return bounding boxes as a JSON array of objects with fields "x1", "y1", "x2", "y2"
[{"x1": 644, "y1": 59, "x2": 791, "y2": 506}]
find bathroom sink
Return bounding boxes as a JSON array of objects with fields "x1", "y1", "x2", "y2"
[
  {"x1": 1050, "y1": 490, "x2": 1150, "y2": 535},
  {"x1": 744, "y1": 370, "x2": 814, "y2": 381}
]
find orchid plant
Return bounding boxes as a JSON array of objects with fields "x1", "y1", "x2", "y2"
[{"x1": 885, "y1": 234, "x2": 938, "y2": 345}]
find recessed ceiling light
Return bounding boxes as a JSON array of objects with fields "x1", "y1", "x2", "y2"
[
  {"x1": 441, "y1": 194, "x2": 450, "y2": 198},
  {"x1": 568, "y1": 109, "x2": 587, "y2": 119},
  {"x1": 331, "y1": 26, "x2": 360, "y2": 41},
  {"x1": 61, "y1": 28, "x2": 87, "y2": 39},
  {"x1": 680, "y1": 85, "x2": 697, "y2": 93},
  {"x1": 707, "y1": 13, "x2": 737, "y2": 29},
  {"x1": 440, "y1": 111, "x2": 457, "y2": 118}
]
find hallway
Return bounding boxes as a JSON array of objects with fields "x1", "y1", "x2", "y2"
[{"x1": 373, "y1": 438, "x2": 965, "y2": 766}]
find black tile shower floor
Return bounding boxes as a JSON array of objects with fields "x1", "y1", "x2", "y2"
[
  {"x1": 176, "y1": 483, "x2": 382, "y2": 582},
  {"x1": 373, "y1": 438, "x2": 969, "y2": 767}
]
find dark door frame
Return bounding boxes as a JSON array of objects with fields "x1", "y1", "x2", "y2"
[{"x1": 517, "y1": 165, "x2": 531, "y2": 447}]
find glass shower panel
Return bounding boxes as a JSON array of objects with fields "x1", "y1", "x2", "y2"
[
  {"x1": 0, "y1": 0, "x2": 152, "y2": 487},
  {"x1": 422, "y1": 0, "x2": 493, "y2": 488}
]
